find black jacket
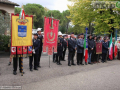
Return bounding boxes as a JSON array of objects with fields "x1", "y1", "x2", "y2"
[
  {"x1": 68, "y1": 38, "x2": 77, "y2": 52},
  {"x1": 88, "y1": 39, "x2": 94, "y2": 53},
  {"x1": 57, "y1": 37, "x2": 63, "y2": 56},
  {"x1": 37, "y1": 35, "x2": 43, "y2": 49},
  {"x1": 63, "y1": 39, "x2": 67, "y2": 49},
  {"x1": 33, "y1": 39, "x2": 40, "y2": 55}
]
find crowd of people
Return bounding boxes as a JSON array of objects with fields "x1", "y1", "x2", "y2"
[{"x1": 8, "y1": 28, "x2": 120, "y2": 75}]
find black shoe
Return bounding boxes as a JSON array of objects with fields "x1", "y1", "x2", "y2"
[
  {"x1": 80, "y1": 64, "x2": 84, "y2": 65},
  {"x1": 61, "y1": 60, "x2": 66, "y2": 61},
  {"x1": 30, "y1": 69, "x2": 33, "y2": 71},
  {"x1": 88, "y1": 63, "x2": 93, "y2": 65},
  {"x1": 8, "y1": 62, "x2": 11, "y2": 66},
  {"x1": 68, "y1": 64, "x2": 71, "y2": 66},
  {"x1": 77, "y1": 64, "x2": 80, "y2": 65},
  {"x1": 85, "y1": 62, "x2": 87, "y2": 65},
  {"x1": 38, "y1": 65, "x2": 41, "y2": 68},
  {"x1": 13, "y1": 71, "x2": 17, "y2": 75},
  {"x1": 59, "y1": 63, "x2": 62, "y2": 65},
  {"x1": 72, "y1": 64, "x2": 76, "y2": 66},
  {"x1": 34, "y1": 68, "x2": 38, "y2": 70}
]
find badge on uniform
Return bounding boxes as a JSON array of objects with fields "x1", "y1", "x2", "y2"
[{"x1": 18, "y1": 25, "x2": 27, "y2": 37}]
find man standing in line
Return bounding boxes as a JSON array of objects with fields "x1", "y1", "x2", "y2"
[
  {"x1": 68, "y1": 32, "x2": 77, "y2": 66},
  {"x1": 88, "y1": 35, "x2": 94, "y2": 65},
  {"x1": 29, "y1": 33, "x2": 40, "y2": 71},
  {"x1": 62, "y1": 35, "x2": 68, "y2": 61},
  {"x1": 77, "y1": 33, "x2": 84, "y2": 65},
  {"x1": 56, "y1": 32, "x2": 63, "y2": 65},
  {"x1": 37, "y1": 28, "x2": 43, "y2": 68}
]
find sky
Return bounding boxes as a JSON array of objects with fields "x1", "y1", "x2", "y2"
[{"x1": 10, "y1": 0, "x2": 72, "y2": 12}]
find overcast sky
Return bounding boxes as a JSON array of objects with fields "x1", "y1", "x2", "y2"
[{"x1": 10, "y1": 0, "x2": 71, "y2": 12}]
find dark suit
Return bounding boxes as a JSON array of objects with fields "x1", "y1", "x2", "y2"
[
  {"x1": 29, "y1": 39, "x2": 40, "y2": 69},
  {"x1": 102, "y1": 41, "x2": 108, "y2": 62},
  {"x1": 56, "y1": 37, "x2": 63, "y2": 64},
  {"x1": 62, "y1": 38, "x2": 67, "y2": 60},
  {"x1": 37, "y1": 35, "x2": 43, "y2": 66},
  {"x1": 77, "y1": 38, "x2": 84, "y2": 65},
  {"x1": 68, "y1": 38, "x2": 77, "y2": 65}
]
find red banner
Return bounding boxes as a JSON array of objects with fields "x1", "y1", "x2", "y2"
[
  {"x1": 23, "y1": 46, "x2": 27, "y2": 54},
  {"x1": 28, "y1": 46, "x2": 32, "y2": 54},
  {"x1": 17, "y1": 46, "x2": 22, "y2": 55},
  {"x1": 96, "y1": 43, "x2": 102, "y2": 54},
  {"x1": 11, "y1": 47, "x2": 16, "y2": 55},
  {"x1": 43, "y1": 17, "x2": 59, "y2": 55}
]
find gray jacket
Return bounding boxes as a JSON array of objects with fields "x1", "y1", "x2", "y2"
[{"x1": 77, "y1": 38, "x2": 84, "y2": 53}]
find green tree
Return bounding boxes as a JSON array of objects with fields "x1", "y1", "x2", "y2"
[
  {"x1": 68, "y1": 0, "x2": 120, "y2": 35},
  {"x1": 15, "y1": 4, "x2": 45, "y2": 29}
]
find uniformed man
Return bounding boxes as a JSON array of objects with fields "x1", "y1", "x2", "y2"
[
  {"x1": 62, "y1": 35, "x2": 68, "y2": 61},
  {"x1": 68, "y1": 32, "x2": 77, "y2": 66},
  {"x1": 13, "y1": 54, "x2": 25, "y2": 75},
  {"x1": 37, "y1": 28, "x2": 43, "y2": 68},
  {"x1": 56, "y1": 32, "x2": 63, "y2": 65},
  {"x1": 29, "y1": 33, "x2": 40, "y2": 71},
  {"x1": 77, "y1": 33, "x2": 84, "y2": 65}
]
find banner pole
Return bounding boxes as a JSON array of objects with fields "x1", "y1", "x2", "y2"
[
  {"x1": 49, "y1": 56, "x2": 50, "y2": 68},
  {"x1": 21, "y1": 55, "x2": 23, "y2": 76}
]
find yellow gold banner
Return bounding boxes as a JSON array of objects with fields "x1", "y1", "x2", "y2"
[{"x1": 11, "y1": 15, "x2": 32, "y2": 46}]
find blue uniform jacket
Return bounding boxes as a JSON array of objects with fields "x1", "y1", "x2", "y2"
[
  {"x1": 102, "y1": 42, "x2": 108, "y2": 54},
  {"x1": 33, "y1": 39, "x2": 40, "y2": 55},
  {"x1": 68, "y1": 38, "x2": 77, "y2": 52},
  {"x1": 77, "y1": 38, "x2": 84, "y2": 53}
]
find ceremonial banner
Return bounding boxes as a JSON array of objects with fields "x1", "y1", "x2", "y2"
[
  {"x1": 11, "y1": 14, "x2": 33, "y2": 47},
  {"x1": 11, "y1": 13, "x2": 33, "y2": 55},
  {"x1": 11, "y1": 47, "x2": 16, "y2": 55},
  {"x1": 96, "y1": 43, "x2": 102, "y2": 54},
  {"x1": 43, "y1": 17, "x2": 59, "y2": 55},
  {"x1": 17, "y1": 46, "x2": 22, "y2": 55}
]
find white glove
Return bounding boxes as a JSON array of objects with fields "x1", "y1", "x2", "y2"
[{"x1": 33, "y1": 49, "x2": 35, "y2": 54}]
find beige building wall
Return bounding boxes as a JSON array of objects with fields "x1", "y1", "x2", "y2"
[{"x1": 0, "y1": 3, "x2": 14, "y2": 14}]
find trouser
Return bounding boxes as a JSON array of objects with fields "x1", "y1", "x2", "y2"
[
  {"x1": 38, "y1": 48, "x2": 42, "y2": 66},
  {"x1": 77, "y1": 53, "x2": 83, "y2": 64},
  {"x1": 68, "y1": 51, "x2": 75, "y2": 65},
  {"x1": 29, "y1": 54, "x2": 38, "y2": 69},
  {"x1": 56, "y1": 54, "x2": 61, "y2": 64},
  {"x1": 102, "y1": 53, "x2": 107, "y2": 62},
  {"x1": 88, "y1": 52, "x2": 92, "y2": 63},
  {"x1": 13, "y1": 56, "x2": 22, "y2": 72},
  {"x1": 53, "y1": 53, "x2": 57, "y2": 62},
  {"x1": 62, "y1": 48, "x2": 66, "y2": 60}
]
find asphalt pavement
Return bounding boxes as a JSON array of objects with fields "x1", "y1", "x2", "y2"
[{"x1": 0, "y1": 53, "x2": 120, "y2": 90}]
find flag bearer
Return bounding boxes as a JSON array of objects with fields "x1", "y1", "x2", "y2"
[{"x1": 29, "y1": 33, "x2": 40, "y2": 71}]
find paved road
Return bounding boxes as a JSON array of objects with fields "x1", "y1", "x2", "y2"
[{"x1": 0, "y1": 54, "x2": 120, "y2": 90}]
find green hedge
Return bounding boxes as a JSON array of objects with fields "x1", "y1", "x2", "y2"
[{"x1": 0, "y1": 35, "x2": 10, "y2": 51}]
